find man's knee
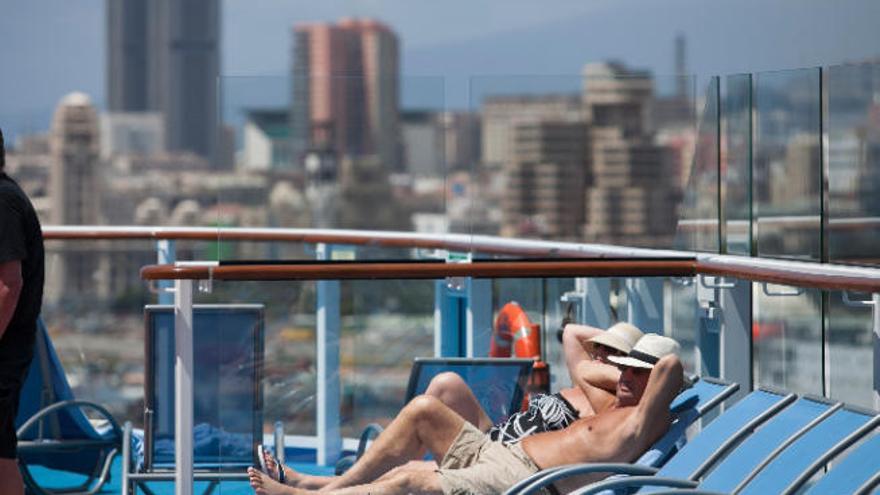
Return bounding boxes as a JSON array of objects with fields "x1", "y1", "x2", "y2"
[
  {"x1": 405, "y1": 394, "x2": 444, "y2": 419},
  {"x1": 425, "y1": 372, "x2": 467, "y2": 399}
]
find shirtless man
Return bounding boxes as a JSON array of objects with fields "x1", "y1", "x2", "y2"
[
  {"x1": 248, "y1": 334, "x2": 683, "y2": 495},
  {"x1": 260, "y1": 322, "x2": 643, "y2": 489}
]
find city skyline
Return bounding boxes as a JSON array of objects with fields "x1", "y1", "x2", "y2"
[{"x1": 3, "y1": 0, "x2": 880, "y2": 141}]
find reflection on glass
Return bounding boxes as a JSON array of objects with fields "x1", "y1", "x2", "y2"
[
  {"x1": 724, "y1": 74, "x2": 753, "y2": 255},
  {"x1": 827, "y1": 62, "x2": 880, "y2": 266},
  {"x1": 752, "y1": 284, "x2": 823, "y2": 395},
  {"x1": 340, "y1": 280, "x2": 434, "y2": 437},
  {"x1": 675, "y1": 77, "x2": 719, "y2": 252},
  {"x1": 753, "y1": 69, "x2": 822, "y2": 259},
  {"x1": 469, "y1": 69, "x2": 694, "y2": 249},
  {"x1": 826, "y1": 291, "x2": 874, "y2": 409}
]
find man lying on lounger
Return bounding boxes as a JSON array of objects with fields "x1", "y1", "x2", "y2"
[
  {"x1": 257, "y1": 322, "x2": 643, "y2": 489},
  {"x1": 249, "y1": 334, "x2": 684, "y2": 495}
]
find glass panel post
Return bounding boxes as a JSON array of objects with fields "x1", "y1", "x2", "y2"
[
  {"x1": 315, "y1": 243, "x2": 341, "y2": 465},
  {"x1": 720, "y1": 279, "x2": 752, "y2": 399},
  {"x1": 626, "y1": 278, "x2": 664, "y2": 333},
  {"x1": 466, "y1": 278, "x2": 492, "y2": 357},
  {"x1": 157, "y1": 239, "x2": 176, "y2": 305},
  {"x1": 173, "y1": 278, "x2": 193, "y2": 495}
]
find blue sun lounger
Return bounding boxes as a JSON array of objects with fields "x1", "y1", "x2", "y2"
[
  {"x1": 15, "y1": 317, "x2": 123, "y2": 495},
  {"x1": 121, "y1": 304, "x2": 265, "y2": 495},
  {"x1": 568, "y1": 396, "x2": 879, "y2": 495},
  {"x1": 800, "y1": 432, "x2": 880, "y2": 495},
  {"x1": 507, "y1": 387, "x2": 793, "y2": 495}
]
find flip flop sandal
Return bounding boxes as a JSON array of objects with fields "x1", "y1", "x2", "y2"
[{"x1": 256, "y1": 444, "x2": 286, "y2": 483}]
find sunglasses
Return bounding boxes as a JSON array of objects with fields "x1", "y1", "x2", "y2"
[
  {"x1": 592, "y1": 343, "x2": 627, "y2": 358},
  {"x1": 616, "y1": 363, "x2": 651, "y2": 376}
]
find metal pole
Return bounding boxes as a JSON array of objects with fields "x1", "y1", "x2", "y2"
[
  {"x1": 466, "y1": 278, "x2": 492, "y2": 357},
  {"x1": 316, "y1": 243, "x2": 341, "y2": 465},
  {"x1": 174, "y1": 278, "x2": 193, "y2": 495},
  {"x1": 626, "y1": 278, "x2": 664, "y2": 333},
  {"x1": 157, "y1": 240, "x2": 176, "y2": 305}
]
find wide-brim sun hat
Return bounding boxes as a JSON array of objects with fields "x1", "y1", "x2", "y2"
[
  {"x1": 588, "y1": 322, "x2": 644, "y2": 354},
  {"x1": 608, "y1": 333, "x2": 681, "y2": 369}
]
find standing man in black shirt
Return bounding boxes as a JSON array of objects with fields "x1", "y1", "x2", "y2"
[{"x1": 0, "y1": 127, "x2": 44, "y2": 495}]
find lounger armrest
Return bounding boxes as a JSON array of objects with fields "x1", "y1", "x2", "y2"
[
  {"x1": 356, "y1": 422, "x2": 384, "y2": 458},
  {"x1": 569, "y1": 475, "x2": 699, "y2": 495},
  {"x1": 505, "y1": 463, "x2": 659, "y2": 495},
  {"x1": 16, "y1": 399, "x2": 123, "y2": 439}
]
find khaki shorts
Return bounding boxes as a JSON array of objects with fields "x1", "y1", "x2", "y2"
[{"x1": 436, "y1": 422, "x2": 541, "y2": 495}]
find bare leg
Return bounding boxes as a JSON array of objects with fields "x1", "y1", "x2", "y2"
[
  {"x1": 250, "y1": 467, "x2": 443, "y2": 495},
  {"x1": 424, "y1": 372, "x2": 494, "y2": 432},
  {"x1": 320, "y1": 395, "x2": 465, "y2": 491},
  {"x1": 0, "y1": 459, "x2": 24, "y2": 495}
]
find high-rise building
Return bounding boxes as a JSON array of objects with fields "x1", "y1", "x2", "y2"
[
  {"x1": 501, "y1": 121, "x2": 589, "y2": 239},
  {"x1": 106, "y1": 0, "x2": 220, "y2": 163},
  {"x1": 49, "y1": 93, "x2": 102, "y2": 301},
  {"x1": 291, "y1": 18, "x2": 401, "y2": 171},
  {"x1": 106, "y1": 0, "x2": 148, "y2": 112},
  {"x1": 481, "y1": 95, "x2": 583, "y2": 168},
  {"x1": 582, "y1": 62, "x2": 678, "y2": 247}
]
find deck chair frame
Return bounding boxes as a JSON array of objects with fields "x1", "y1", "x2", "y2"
[{"x1": 16, "y1": 318, "x2": 123, "y2": 495}]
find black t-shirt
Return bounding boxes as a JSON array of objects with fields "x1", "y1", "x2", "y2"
[{"x1": 0, "y1": 172, "x2": 44, "y2": 383}]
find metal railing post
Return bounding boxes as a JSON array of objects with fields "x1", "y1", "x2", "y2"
[
  {"x1": 173, "y1": 278, "x2": 193, "y2": 495},
  {"x1": 157, "y1": 239, "x2": 175, "y2": 305},
  {"x1": 720, "y1": 280, "x2": 752, "y2": 401},
  {"x1": 434, "y1": 280, "x2": 465, "y2": 357},
  {"x1": 466, "y1": 278, "x2": 492, "y2": 357},
  {"x1": 626, "y1": 278, "x2": 664, "y2": 333},
  {"x1": 316, "y1": 243, "x2": 341, "y2": 466}
]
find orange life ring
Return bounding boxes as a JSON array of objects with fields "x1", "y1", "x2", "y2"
[
  {"x1": 491, "y1": 302, "x2": 541, "y2": 359},
  {"x1": 491, "y1": 302, "x2": 550, "y2": 406}
]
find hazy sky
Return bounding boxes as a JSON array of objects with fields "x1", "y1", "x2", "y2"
[{"x1": 2, "y1": 0, "x2": 879, "y2": 141}]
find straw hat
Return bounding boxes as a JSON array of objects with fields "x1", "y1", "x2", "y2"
[
  {"x1": 607, "y1": 334, "x2": 681, "y2": 369},
  {"x1": 588, "y1": 322, "x2": 644, "y2": 354}
]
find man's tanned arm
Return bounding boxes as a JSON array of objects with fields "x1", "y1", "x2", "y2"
[{"x1": 632, "y1": 355, "x2": 684, "y2": 443}]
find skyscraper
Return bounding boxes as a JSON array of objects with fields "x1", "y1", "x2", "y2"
[
  {"x1": 106, "y1": 0, "x2": 220, "y2": 163},
  {"x1": 291, "y1": 18, "x2": 401, "y2": 171},
  {"x1": 49, "y1": 93, "x2": 102, "y2": 301}
]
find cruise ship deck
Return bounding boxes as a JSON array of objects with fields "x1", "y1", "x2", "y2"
[{"x1": 6, "y1": 6, "x2": 880, "y2": 494}]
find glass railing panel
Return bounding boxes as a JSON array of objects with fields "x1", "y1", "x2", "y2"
[
  {"x1": 339, "y1": 279, "x2": 435, "y2": 438},
  {"x1": 752, "y1": 283, "x2": 823, "y2": 395},
  {"x1": 214, "y1": 75, "x2": 448, "y2": 260},
  {"x1": 675, "y1": 77, "x2": 719, "y2": 252},
  {"x1": 826, "y1": 290, "x2": 874, "y2": 409},
  {"x1": 753, "y1": 68, "x2": 822, "y2": 260},
  {"x1": 468, "y1": 70, "x2": 695, "y2": 251},
  {"x1": 723, "y1": 74, "x2": 753, "y2": 255},
  {"x1": 826, "y1": 61, "x2": 880, "y2": 266}
]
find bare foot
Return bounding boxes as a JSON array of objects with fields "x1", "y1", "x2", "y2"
[
  {"x1": 249, "y1": 467, "x2": 302, "y2": 495},
  {"x1": 261, "y1": 449, "x2": 333, "y2": 489}
]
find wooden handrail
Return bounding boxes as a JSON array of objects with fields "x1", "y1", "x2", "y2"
[
  {"x1": 140, "y1": 259, "x2": 698, "y2": 281},
  {"x1": 40, "y1": 226, "x2": 880, "y2": 292}
]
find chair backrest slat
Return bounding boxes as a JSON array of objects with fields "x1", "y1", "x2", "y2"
[
  {"x1": 801, "y1": 433, "x2": 880, "y2": 494},
  {"x1": 695, "y1": 397, "x2": 840, "y2": 493},
  {"x1": 643, "y1": 388, "x2": 795, "y2": 485}
]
